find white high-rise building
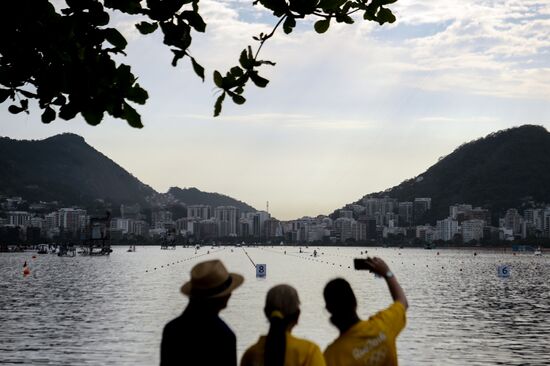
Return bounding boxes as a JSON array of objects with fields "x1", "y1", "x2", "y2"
[
  {"x1": 462, "y1": 219, "x2": 484, "y2": 242},
  {"x1": 436, "y1": 217, "x2": 458, "y2": 241},
  {"x1": 8, "y1": 211, "x2": 31, "y2": 227},
  {"x1": 187, "y1": 205, "x2": 211, "y2": 220},
  {"x1": 214, "y1": 206, "x2": 240, "y2": 237}
]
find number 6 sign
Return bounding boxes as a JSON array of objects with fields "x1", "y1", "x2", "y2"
[
  {"x1": 497, "y1": 265, "x2": 510, "y2": 278},
  {"x1": 256, "y1": 264, "x2": 266, "y2": 278}
]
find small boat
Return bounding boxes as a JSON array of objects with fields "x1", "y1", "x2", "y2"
[
  {"x1": 424, "y1": 243, "x2": 436, "y2": 250},
  {"x1": 37, "y1": 244, "x2": 49, "y2": 254},
  {"x1": 534, "y1": 246, "x2": 542, "y2": 256}
]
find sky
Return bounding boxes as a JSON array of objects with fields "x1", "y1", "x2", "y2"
[{"x1": 1, "y1": 0, "x2": 550, "y2": 220}]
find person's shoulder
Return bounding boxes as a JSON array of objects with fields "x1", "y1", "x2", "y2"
[
  {"x1": 288, "y1": 334, "x2": 322, "y2": 352},
  {"x1": 375, "y1": 301, "x2": 406, "y2": 320},
  {"x1": 163, "y1": 314, "x2": 184, "y2": 334},
  {"x1": 241, "y1": 337, "x2": 265, "y2": 366}
]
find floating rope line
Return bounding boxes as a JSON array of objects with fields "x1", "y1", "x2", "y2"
[
  {"x1": 257, "y1": 247, "x2": 355, "y2": 271},
  {"x1": 145, "y1": 248, "x2": 227, "y2": 273}
]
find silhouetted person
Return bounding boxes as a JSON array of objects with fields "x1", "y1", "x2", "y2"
[
  {"x1": 323, "y1": 257, "x2": 408, "y2": 366},
  {"x1": 241, "y1": 284, "x2": 326, "y2": 366},
  {"x1": 160, "y1": 259, "x2": 244, "y2": 366}
]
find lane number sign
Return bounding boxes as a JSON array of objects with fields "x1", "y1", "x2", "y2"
[
  {"x1": 256, "y1": 264, "x2": 266, "y2": 278},
  {"x1": 497, "y1": 265, "x2": 510, "y2": 278}
]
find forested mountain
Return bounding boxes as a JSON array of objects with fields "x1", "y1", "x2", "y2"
[
  {"x1": 352, "y1": 125, "x2": 550, "y2": 222},
  {"x1": 167, "y1": 187, "x2": 256, "y2": 212},
  {"x1": 0, "y1": 133, "x2": 156, "y2": 205},
  {"x1": 0, "y1": 134, "x2": 256, "y2": 212}
]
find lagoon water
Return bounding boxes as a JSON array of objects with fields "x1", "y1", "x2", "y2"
[{"x1": 1, "y1": 246, "x2": 549, "y2": 365}]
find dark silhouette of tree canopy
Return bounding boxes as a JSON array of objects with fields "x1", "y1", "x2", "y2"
[{"x1": 0, "y1": 0, "x2": 397, "y2": 127}]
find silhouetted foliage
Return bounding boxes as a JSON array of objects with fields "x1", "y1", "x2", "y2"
[{"x1": 0, "y1": 0, "x2": 396, "y2": 126}]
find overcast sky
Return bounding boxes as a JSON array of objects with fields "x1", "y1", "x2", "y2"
[{"x1": 2, "y1": 0, "x2": 550, "y2": 220}]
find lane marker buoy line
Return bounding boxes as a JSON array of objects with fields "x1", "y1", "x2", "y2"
[
  {"x1": 242, "y1": 248, "x2": 257, "y2": 268},
  {"x1": 145, "y1": 248, "x2": 226, "y2": 273},
  {"x1": 257, "y1": 247, "x2": 354, "y2": 271},
  {"x1": 256, "y1": 247, "x2": 467, "y2": 274}
]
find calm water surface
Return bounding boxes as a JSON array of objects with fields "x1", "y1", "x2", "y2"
[{"x1": 1, "y1": 246, "x2": 549, "y2": 365}]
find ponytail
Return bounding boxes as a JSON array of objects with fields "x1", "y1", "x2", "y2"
[{"x1": 264, "y1": 311, "x2": 287, "y2": 366}]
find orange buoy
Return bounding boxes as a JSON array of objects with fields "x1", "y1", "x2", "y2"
[{"x1": 23, "y1": 261, "x2": 30, "y2": 276}]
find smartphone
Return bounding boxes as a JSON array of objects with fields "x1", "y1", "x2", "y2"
[{"x1": 354, "y1": 258, "x2": 373, "y2": 271}]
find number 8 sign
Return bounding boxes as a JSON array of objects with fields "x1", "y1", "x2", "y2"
[
  {"x1": 497, "y1": 265, "x2": 510, "y2": 278},
  {"x1": 256, "y1": 264, "x2": 266, "y2": 278}
]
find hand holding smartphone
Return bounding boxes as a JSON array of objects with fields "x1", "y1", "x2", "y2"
[{"x1": 354, "y1": 258, "x2": 374, "y2": 271}]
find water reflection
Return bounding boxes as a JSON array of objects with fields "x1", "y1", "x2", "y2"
[{"x1": 0, "y1": 247, "x2": 548, "y2": 365}]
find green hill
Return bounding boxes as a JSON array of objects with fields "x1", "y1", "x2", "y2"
[
  {"x1": 167, "y1": 187, "x2": 256, "y2": 212},
  {"x1": 354, "y1": 125, "x2": 550, "y2": 222},
  {"x1": 0, "y1": 133, "x2": 156, "y2": 205},
  {"x1": 0, "y1": 133, "x2": 258, "y2": 212}
]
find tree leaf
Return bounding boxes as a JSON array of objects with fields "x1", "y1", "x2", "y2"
[
  {"x1": 136, "y1": 21, "x2": 158, "y2": 34},
  {"x1": 104, "y1": 28, "x2": 128, "y2": 49},
  {"x1": 214, "y1": 92, "x2": 225, "y2": 117},
  {"x1": 231, "y1": 94, "x2": 246, "y2": 105},
  {"x1": 239, "y1": 49, "x2": 252, "y2": 69},
  {"x1": 318, "y1": 0, "x2": 346, "y2": 10},
  {"x1": 314, "y1": 19, "x2": 330, "y2": 34},
  {"x1": 19, "y1": 90, "x2": 36, "y2": 98},
  {"x1": 283, "y1": 16, "x2": 296, "y2": 34},
  {"x1": 8, "y1": 105, "x2": 23, "y2": 114},
  {"x1": 82, "y1": 109, "x2": 104, "y2": 126},
  {"x1": 41, "y1": 106, "x2": 56, "y2": 123},
  {"x1": 230, "y1": 66, "x2": 244, "y2": 77},
  {"x1": 249, "y1": 72, "x2": 269, "y2": 88},
  {"x1": 127, "y1": 84, "x2": 149, "y2": 104},
  {"x1": 377, "y1": 7, "x2": 396, "y2": 24},
  {"x1": 171, "y1": 49, "x2": 186, "y2": 66},
  {"x1": 52, "y1": 95, "x2": 67, "y2": 106},
  {"x1": 122, "y1": 102, "x2": 143, "y2": 128},
  {"x1": 181, "y1": 11, "x2": 206, "y2": 33},
  {"x1": 190, "y1": 56, "x2": 205, "y2": 81},
  {"x1": 0, "y1": 89, "x2": 10, "y2": 103},
  {"x1": 213, "y1": 71, "x2": 223, "y2": 88}
]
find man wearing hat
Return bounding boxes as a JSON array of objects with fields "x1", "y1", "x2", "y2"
[{"x1": 160, "y1": 259, "x2": 244, "y2": 366}]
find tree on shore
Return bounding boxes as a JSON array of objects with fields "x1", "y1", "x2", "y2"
[{"x1": 0, "y1": 0, "x2": 397, "y2": 127}]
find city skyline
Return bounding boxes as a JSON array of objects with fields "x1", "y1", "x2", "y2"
[{"x1": 2, "y1": 0, "x2": 549, "y2": 220}]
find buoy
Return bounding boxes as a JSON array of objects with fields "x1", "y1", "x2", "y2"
[
  {"x1": 437, "y1": 252, "x2": 440, "y2": 255},
  {"x1": 474, "y1": 252, "x2": 477, "y2": 256},
  {"x1": 32, "y1": 255, "x2": 36, "y2": 259},
  {"x1": 23, "y1": 261, "x2": 30, "y2": 276}
]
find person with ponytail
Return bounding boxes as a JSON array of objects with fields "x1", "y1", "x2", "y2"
[{"x1": 241, "y1": 284, "x2": 326, "y2": 366}]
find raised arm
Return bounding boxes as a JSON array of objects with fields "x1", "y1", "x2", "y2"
[{"x1": 366, "y1": 257, "x2": 408, "y2": 310}]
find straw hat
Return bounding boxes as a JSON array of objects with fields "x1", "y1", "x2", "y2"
[{"x1": 181, "y1": 259, "x2": 244, "y2": 298}]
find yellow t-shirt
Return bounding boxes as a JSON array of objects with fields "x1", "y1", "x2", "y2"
[
  {"x1": 241, "y1": 332, "x2": 326, "y2": 366},
  {"x1": 324, "y1": 302, "x2": 406, "y2": 366}
]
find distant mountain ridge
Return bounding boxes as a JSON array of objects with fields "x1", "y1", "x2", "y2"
[
  {"x1": 168, "y1": 187, "x2": 256, "y2": 212},
  {"x1": 348, "y1": 125, "x2": 550, "y2": 222},
  {"x1": 0, "y1": 133, "x2": 256, "y2": 211},
  {"x1": 0, "y1": 133, "x2": 155, "y2": 206}
]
